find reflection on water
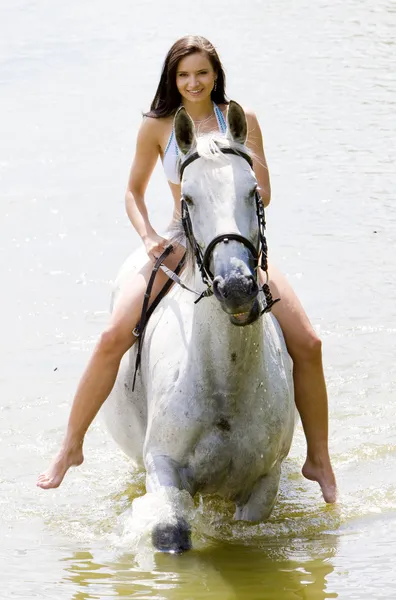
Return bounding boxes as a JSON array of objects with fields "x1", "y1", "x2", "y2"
[
  {"x1": 58, "y1": 460, "x2": 341, "y2": 599},
  {"x1": 63, "y1": 552, "x2": 114, "y2": 600},
  {"x1": 62, "y1": 536, "x2": 338, "y2": 600}
]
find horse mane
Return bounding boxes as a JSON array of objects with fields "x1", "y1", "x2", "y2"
[{"x1": 169, "y1": 132, "x2": 252, "y2": 278}]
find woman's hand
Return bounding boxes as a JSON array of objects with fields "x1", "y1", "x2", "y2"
[{"x1": 143, "y1": 232, "x2": 169, "y2": 263}]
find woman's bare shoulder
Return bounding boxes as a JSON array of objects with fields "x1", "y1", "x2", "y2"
[
  {"x1": 218, "y1": 103, "x2": 258, "y2": 124},
  {"x1": 241, "y1": 106, "x2": 259, "y2": 122},
  {"x1": 240, "y1": 107, "x2": 264, "y2": 139},
  {"x1": 138, "y1": 115, "x2": 173, "y2": 151},
  {"x1": 138, "y1": 115, "x2": 167, "y2": 136}
]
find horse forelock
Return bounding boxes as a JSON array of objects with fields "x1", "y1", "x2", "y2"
[{"x1": 196, "y1": 132, "x2": 249, "y2": 163}]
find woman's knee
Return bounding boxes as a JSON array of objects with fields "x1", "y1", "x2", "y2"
[
  {"x1": 97, "y1": 324, "x2": 134, "y2": 358},
  {"x1": 289, "y1": 330, "x2": 322, "y2": 364}
]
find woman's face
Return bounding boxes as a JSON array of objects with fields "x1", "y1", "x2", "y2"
[{"x1": 175, "y1": 52, "x2": 216, "y2": 103}]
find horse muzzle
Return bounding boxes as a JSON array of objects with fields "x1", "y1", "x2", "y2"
[
  {"x1": 229, "y1": 297, "x2": 261, "y2": 326},
  {"x1": 213, "y1": 271, "x2": 260, "y2": 326}
]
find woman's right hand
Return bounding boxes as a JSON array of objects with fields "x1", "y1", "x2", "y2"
[{"x1": 142, "y1": 232, "x2": 169, "y2": 263}]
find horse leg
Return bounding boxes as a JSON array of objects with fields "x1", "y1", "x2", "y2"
[
  {"x1": 145, "y1": 453, "x2": 193, "y2": 554},
  {"x1": 234, "y1": 463, "x2": 281, "y2": 522}
]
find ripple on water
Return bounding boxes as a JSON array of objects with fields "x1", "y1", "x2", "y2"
[{"x1": 27, "y1": 447, "x2": 395, "y2": 565}]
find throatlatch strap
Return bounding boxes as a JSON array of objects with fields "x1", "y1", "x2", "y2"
[{"x1": 132, "y1": 246, "x2": 185, "y2": 391}]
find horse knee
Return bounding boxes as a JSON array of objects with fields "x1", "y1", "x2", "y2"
[{"x1": 97, "y1": 326, "x2": 132, "y2": 358}]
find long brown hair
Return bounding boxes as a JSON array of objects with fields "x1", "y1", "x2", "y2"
[{"x1": 145, "y1": 36, "x2": 228, "y2": 118}]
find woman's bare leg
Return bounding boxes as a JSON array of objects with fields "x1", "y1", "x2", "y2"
[
  {"x1": 37, "y1": 245, "x2": 185, "y2": 489},
  {"x1": 265, "y1": 265, "x2": 337, "y2": 503}
]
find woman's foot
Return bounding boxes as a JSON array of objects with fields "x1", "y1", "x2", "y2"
[
  {"x1": 37, "y1": 441, "x2": 84, "y2": 489},
  {"x1": 302, "y1": 456, "x2": 337, "y2": 503}
]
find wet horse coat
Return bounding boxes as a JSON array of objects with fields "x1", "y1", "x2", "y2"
[{"x1": 102, "y1": 102, "x2": 295, "y2": 552}]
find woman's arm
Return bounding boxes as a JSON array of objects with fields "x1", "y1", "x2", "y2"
[
  {"x1": 125, "y1": 117, "x2": 160, "y2": 239},
  {"x1": 244, "y1": 109, "x2": 271, "y2": 208},
  {"x1": 125, "y1": 118, "x2": 169, "y2": 260}
]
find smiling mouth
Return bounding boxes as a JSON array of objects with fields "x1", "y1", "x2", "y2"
[{"x1": 188, "y1": 89, "x2": 203, "y2": 95}]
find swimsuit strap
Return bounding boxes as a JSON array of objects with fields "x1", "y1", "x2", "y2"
[
  {"x1": 214, "y1": 103, "x2": 227, "y2": 134},
  {"x1": 164, "y1": 128, "x2": 176, "y2": 156}
]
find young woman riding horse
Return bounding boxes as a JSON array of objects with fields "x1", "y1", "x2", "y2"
[{"x1": 37, "y1": 35, "x2": 336, "y2": 504}]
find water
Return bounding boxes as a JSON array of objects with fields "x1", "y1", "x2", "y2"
[{"x1": 1, "y1": 0, "x2": 395, "y2": 597}]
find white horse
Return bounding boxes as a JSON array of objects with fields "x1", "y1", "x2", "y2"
[{"x1": 102, "y1": 102, "x2": 295, "y2": 553}]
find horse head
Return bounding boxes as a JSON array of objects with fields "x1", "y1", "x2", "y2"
[{"x1": 175, "y1": 101, "x2": 263, "y2": 326}]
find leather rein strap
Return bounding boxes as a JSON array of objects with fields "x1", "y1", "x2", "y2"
[{"x1": 132, "y1": 245, "x2": 185, "y2": 390}]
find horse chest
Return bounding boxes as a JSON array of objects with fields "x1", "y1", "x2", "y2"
[{"x1": 184, "y1": 406, "x2": 279, "y2": 494}]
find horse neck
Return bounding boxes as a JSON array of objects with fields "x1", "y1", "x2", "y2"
[{"x1": 187, "y1": 293, "x2": 265, "y2": 389}]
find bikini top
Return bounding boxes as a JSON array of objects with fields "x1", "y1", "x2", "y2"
[{"x1": 162, "y1": 102, "x2": 227, "y2": 185}]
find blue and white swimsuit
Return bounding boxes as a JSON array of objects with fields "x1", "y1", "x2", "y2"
[{"x1": 162, "y1": 102, "x2": 227, "y2": 185}]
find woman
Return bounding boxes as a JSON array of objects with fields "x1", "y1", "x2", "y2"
[{"x1": 37, "y1": 35, "x2": 337, "y2": 503}]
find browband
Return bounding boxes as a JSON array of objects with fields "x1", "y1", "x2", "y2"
[{"x1": 179, "y1": 146, "x2": 253, "y2": 180}]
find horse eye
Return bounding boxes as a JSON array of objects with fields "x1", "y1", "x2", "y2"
[
  {"x1": 184, "y1": 195, "x2": 194, "y2": 206},
  {"x1": 246, "y1": 187, "x2": 257, "y2": 202}
]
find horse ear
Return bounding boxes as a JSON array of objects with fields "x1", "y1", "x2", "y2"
[
  {"x1": 226, "y1": 100, "x2": 248, "y2": 145},
  {"x1": 174, "y1": 107, "x2": 196, "y2": 155}
]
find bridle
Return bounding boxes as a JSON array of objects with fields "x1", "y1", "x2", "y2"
[
  {"x1": 131, "y1": 143, "x2": 279, "y2": 390},
  {"x1": 180, "y1": 144, "x2": 279, "y2": 312}
]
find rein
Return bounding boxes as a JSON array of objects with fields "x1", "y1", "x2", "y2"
[{"x1": 132, "y1": 245, "x2": 185, "y2": 390}]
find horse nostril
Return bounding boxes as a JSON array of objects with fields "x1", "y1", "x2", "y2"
[
  {"x1": 246, "y1": 275, "x2": 258, "y2": 296},
  {"x1": 213, "y1": 276, "x2": 226, "y2": 299}
]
